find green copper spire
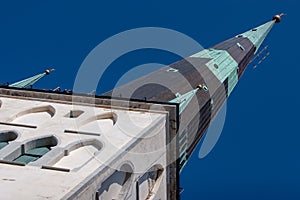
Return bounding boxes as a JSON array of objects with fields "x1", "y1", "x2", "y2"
[
  {"x1": 236, "y1": 14, "x2": 283, "y2": 53},
  {"x1": 9, "y1": 69, "x2": 54, "y2": 88}
]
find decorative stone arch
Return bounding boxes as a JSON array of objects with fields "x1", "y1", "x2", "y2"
[
  {"x1": 0, "y1": 130, "x2": 18, "y2": 150},
  {"x1": 10, "y1": 105, "x2": 56, "y2": 121},
  {"x1": 75, "y1": 112, "x2": 117, "y2": 134},
  {"x1": 79, "y1": 112, "x2": 117, "y2": 127},
  {"x1": 97, "y1": 162, "x2": 134, "y2": 200},
  {"x1": 118, "y1": 163, "x2": 135, "y2": 199},
  {"x1": 66, "y1": 139, "x2": 103, "y2": 153},
  {"x1": 7, "y1": 105, "x2": 56, "y2": 126},
  {"x1": 52, "y1": 139, "x2": 103, "y2": 170},
  {"x1": 118, "y1": 160, "x2": 135, "y2": 173},
  {"x1": 4, "y1": 135, "x2": 58, "y2": 165},
  {"x1": 138, "y1": 164, "x2": 164, "y2": 200}
]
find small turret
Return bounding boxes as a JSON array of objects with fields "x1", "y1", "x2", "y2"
[{"x1": 9, "y1": 69, "x2": 54, "y2": 89}]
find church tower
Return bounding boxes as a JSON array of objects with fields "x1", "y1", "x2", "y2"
[{"x1": 0, "y1": 14, "x2": 282, "y2": 200}]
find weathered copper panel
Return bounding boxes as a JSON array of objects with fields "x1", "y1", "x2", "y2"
[{"x1": 213, "y1": 37, "x2": 255, "y2": 78}]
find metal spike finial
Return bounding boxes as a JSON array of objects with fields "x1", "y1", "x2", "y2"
[
  {"x1": 45, "y1": 68, "x2": 55, "y2": 75},
  {"x1": 273, "y1": 13, "x2": 286, "y2": 23}
]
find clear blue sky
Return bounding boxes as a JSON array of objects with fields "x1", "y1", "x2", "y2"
[{"x1": 0, "y1": 1, "x2": 299, "y2": 199}]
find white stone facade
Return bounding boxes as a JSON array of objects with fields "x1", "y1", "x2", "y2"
[{"x1": 0, "y1": 89, "x2": 178, "y2": 200}]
